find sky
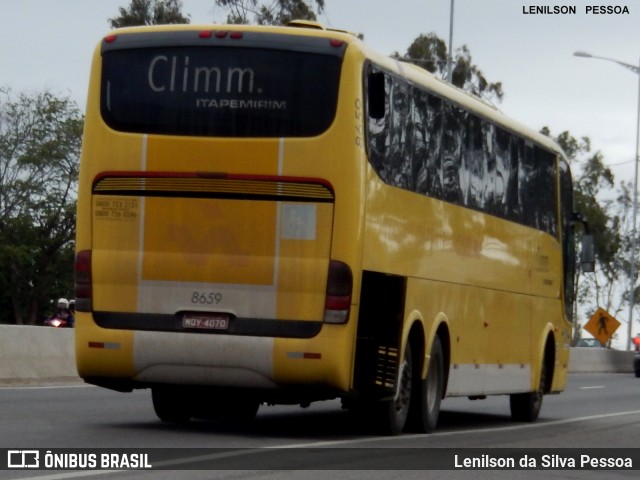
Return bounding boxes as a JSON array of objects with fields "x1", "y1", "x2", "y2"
[
  {"x1": 1, "y1": 0, "x2": 640, "y2": 342},
  {"x1": 1, "y1": 0, "x2": 639, "y2": 173}
]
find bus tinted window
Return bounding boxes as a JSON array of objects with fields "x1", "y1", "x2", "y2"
[
  {"x1": 101, "y1": 47, "x2": 342, "y2": 137},
  {"x1": 366, "y1": 65, "x2": 558, "y2": 237}
]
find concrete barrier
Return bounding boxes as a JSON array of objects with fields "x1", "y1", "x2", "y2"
[
  {"x1": 0, "y1": 326, "x2": 635, "y2": 384},
  {"x1": 568, "y1": 347, "x2": 635, "y2": 374},
  {"x1": 0, "y1": 325, "x2": 79, "y2": 384}
]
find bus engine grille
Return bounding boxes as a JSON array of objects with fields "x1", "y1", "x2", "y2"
[{"x1": 374, "y1": 345, "x2": 399, "y2": 390}]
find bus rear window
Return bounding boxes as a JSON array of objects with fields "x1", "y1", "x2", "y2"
[{"x1": 101, "y1": 46, "x2": 342, "y2": 137}]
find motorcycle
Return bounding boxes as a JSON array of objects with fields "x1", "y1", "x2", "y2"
[
  {"x1": 44, "y1": 298, "x2": 75, "y2": 328},
  {"x1": 44, "y1": 316, "x2": 69, "y2": 328}
]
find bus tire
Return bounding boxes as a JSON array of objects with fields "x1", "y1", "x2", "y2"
[
  {"x1": 152, "y1": 386, "x2": 192, "y2": 423},
  {"x1": 377, "y1": 342, "x2": 413, "y2": 435},
  {"x1": 509, "y1": 360, "x2": 545, "y2": 422},
  {"x1": 408, "y1": 336, "x2": 444, "y2": 433}
]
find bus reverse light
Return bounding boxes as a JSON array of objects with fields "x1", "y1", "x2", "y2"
[{"x1": 323, "y1": 260, "x2": 352, "y2": 324}]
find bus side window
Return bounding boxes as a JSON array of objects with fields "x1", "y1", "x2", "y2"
[{"x1": 368, "y1": 71, "x2": 386, "y2": 120}]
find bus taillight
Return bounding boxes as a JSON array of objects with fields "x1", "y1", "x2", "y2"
[
  {"x1": 323, "y1": 260, "x2": 352, "y2": 324},
  {"x1": 74, "y1": 250, "x2": 93, "y2": 312}
]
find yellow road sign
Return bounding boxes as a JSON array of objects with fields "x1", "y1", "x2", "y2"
[{"x1": 584, "y1": 308, "x2": 621, "y2": 346}]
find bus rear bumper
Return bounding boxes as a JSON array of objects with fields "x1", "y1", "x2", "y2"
[
  {"x1": 133, "y1": 330, "x2": 277, "y2": 389},
  {"x1": 77, "y1": 324, "x2": 355, "y2": 396}
]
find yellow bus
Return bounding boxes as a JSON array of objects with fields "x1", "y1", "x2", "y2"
[{"x1": 75, "y1": 21, "x2": 591, "y2": 434}]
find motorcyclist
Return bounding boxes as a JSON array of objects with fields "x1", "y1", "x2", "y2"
[{"x1": 46, "y1": 298, "x2": 75, "y2": 328}]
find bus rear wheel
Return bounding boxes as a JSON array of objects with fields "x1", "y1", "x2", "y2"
[
  {"x1": 376, "y1": 342, "x2": 413, "y2": 435},
  {"x1": 408, "y1": 336, "x2": 444, "y2": 433}
]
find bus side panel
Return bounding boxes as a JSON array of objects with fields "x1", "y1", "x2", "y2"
[
  {"x1": 402, "y1": 278, "x2": 533, "y2": 396},
  {"x1": 361, "y1": 171, "x2": 566, "y2": 396},
  {"x1": 362, "y1": 174, "x2": 544, "y2": 293},
  {"x1": 528, "y1": 234, "x2": 571, "y2": 393},
  {"x1": 529, "y1": 296, "x2": 571, "y2": 393},
  {"x1": 553, "y1": 339, "x2": 571, "y2": 392}
]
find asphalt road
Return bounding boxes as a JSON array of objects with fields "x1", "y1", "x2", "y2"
[{"x1": 1, "y1": 373, "x2": 639, "y2": 480}]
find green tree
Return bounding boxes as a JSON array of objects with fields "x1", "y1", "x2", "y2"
[
  {"x1": 0, "y1": 89, "x2": 83, "y2": 324},
  {"x1": 395, "y1": 33, "x2": 503, "y2": 104},
  {"x1": 214, "y1": 0, "x2": 324, "y2": 25},
  {"x1": 109, "y1": 0, "x2": 190, "y2": 28}
]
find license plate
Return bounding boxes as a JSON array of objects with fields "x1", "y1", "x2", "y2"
[{"x1": 182, "y1": 313, "x2": 229, "y2": 330}]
